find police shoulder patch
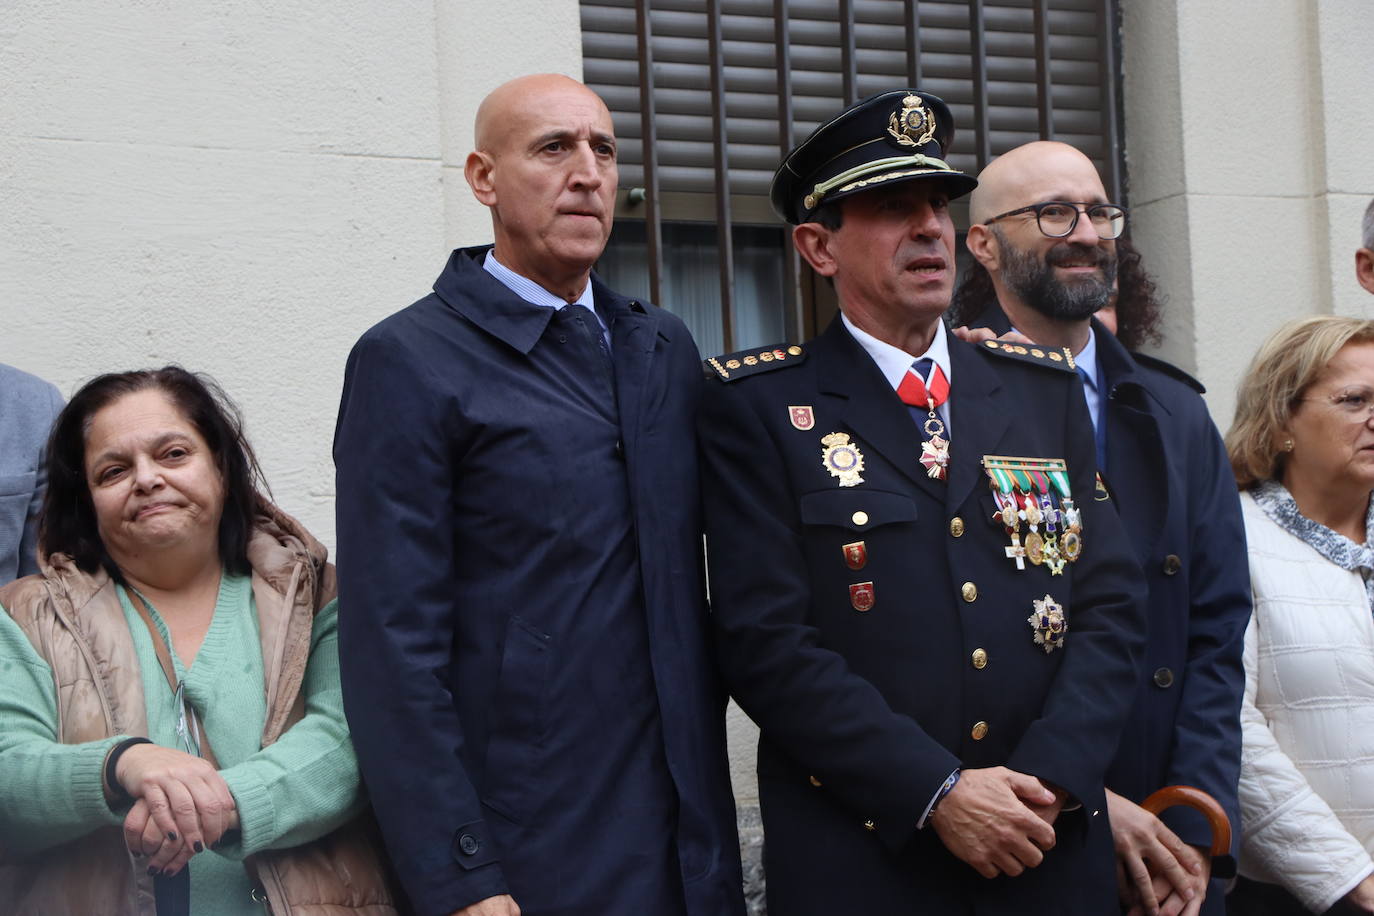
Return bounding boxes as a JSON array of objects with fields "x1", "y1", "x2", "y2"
[
  {"x1": 976, "y1": 338, "x2": 1077, "y2": 373},
  {"x1": 704, "y1": 344, "x2": 807, "y2": 382}
]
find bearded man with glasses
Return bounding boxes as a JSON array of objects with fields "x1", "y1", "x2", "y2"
[{"x1": 952, "y1": 141, "x2": 1252, "y2": 916}]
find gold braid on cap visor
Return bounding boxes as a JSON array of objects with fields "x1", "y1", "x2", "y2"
[{"x1": 802, "y1": 153, "x2": 954, "y2": 212}]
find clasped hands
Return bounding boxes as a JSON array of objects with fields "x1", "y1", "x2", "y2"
[
  {"x1": 1106, "y1": 789, "x2": 1209, "y2": 916},
  {"x1": 112, "y1": 743, "x2": 240, "y2": 876},
  {"x1": 927, "y1": 766, "x2": 1066, "y2": 879}
]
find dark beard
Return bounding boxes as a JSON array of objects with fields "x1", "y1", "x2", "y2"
[{"x1": 998, "y1": 235, "x2": 1117, "y2": 321}]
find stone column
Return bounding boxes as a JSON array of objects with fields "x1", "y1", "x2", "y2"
[{"x1": 1120, "y1": 0, "x2": 1374, "y2": 426}]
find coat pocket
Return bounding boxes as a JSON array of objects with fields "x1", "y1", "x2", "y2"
[
  {"x1": 799, "y1": 488, "x2": 918, "y2": 532},
  {"x1": 481, "y1": 615, "x2": 552, "y2": 825}
]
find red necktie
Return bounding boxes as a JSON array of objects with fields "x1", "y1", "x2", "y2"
[{"x1": 897, "y1": 359, "x2": 950, "y2": 410}]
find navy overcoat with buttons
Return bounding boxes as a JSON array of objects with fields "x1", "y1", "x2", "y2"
[
  {"x1": 334, "y1": 246, "x2": 744, "y2": 916},
  {"x1": 698, "y1": 316, "x2": 1147, "y2": 914},
  {"x1": 971, "y1": 304, "x2": 1250, "y2": 912}
]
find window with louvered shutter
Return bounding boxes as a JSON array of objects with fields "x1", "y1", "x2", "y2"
[{"x1": 583, "y1": 0, "x2": 1124, "y2": 354}]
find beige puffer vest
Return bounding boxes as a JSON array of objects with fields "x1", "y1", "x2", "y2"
[{"x1": 0, "y1": 501, "x2": 399, "y2": 916}]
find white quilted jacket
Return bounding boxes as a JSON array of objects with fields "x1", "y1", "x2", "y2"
[{"x1": 1237, "y1": 492, "x2": 1374, "y2": 912}]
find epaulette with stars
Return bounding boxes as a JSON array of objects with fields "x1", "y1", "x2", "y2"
[
  {"x1": 703, "y1": 343, "x2": 807, "y2": 382},
  {"x1": 976, "y1": 338, "x2": 1077, "y2": 373}
]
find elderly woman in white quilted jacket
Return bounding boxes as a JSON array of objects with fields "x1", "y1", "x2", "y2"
[{"x1": 1224, "y1": 316, "x2": 1374, "y2": 916}]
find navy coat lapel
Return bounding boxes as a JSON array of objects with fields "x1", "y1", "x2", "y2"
[
  {"x1": 813, "y1": 318, "x2": 939, "y2": 497},
  {"x1": 431, "y1": 246, "x2": 558, "y2": 354},
  {"x1": 1097, "y1": 327, "x2": 1171, "y2": 557},
  {"x1": 599, "y1": 278, "x2": 663, "y2": 448},
  {"x1": 946, "y1": 337, "x2": 1010, "y2": 514}
]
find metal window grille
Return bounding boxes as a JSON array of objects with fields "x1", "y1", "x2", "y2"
[{"x1": 583, "y1": 0, "x2": 1125, "y2": 351}]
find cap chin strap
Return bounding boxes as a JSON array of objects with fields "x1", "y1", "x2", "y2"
[{"x1": 808, "y1": 153, "x2": 953, "y2": 205}]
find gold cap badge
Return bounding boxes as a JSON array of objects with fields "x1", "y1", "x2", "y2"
[{"x1": 887, "y1": 93, "x2": 937, "y2": 148}]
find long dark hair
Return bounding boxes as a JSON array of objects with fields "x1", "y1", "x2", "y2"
[
  {"x1": 947, "y1": 259, "x2": 996, "y2": 329},
  {"x1": 1112, "y1": 235, "x2": 1164, "y2": 351},
  {"x1": 39, "y1": 366, "x2": 267, "y2": 577}
]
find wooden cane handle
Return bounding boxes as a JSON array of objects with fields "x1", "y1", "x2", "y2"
[{"x1": 1139, "y1": 785, "x2": 1232, "y2": 858}]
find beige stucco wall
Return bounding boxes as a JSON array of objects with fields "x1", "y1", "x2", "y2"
[
  {"x1": 0, "y1": 0, "x2": 768, "y2": 816},
  {"x1": 1121, "y1": 0, "x2": 1374, "y2": 427},
  {"x1": 0, "y1": 0, "x2": 582, "y2": 549}
]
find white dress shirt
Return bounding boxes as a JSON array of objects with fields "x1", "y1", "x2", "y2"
[{"x1": 842, "y1": 313, "x2": 953, "y2": 432}]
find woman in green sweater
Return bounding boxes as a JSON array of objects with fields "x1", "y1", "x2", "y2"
[{"x1": 0, "y1": 367, "x2": 397, "y2": 916}]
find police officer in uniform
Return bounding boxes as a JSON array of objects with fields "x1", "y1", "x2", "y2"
[{"x1": 698, "y1": 90, "x2": 1147, "y2": 914}]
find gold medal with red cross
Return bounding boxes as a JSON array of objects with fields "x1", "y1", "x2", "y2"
[{"x1": 919, "y1": 428, "x2": 950, "y2": 479}]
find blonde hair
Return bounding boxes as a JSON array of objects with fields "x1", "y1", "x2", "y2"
[{"x1": 1226, "y1": 316, "x2": 1374, "y2": 488}]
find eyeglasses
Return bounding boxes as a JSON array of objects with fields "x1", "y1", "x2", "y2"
[
  {"x1": 1300, "y1": 387, "x2": 1374, "y2": 421},
  {"x1": 984, "y1": 201, "x2": 1128, "y2": 240}
]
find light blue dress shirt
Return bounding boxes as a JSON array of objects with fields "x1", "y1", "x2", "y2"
[{"x1": 483, "y1": 250, "x2": 610, "y2": 348}]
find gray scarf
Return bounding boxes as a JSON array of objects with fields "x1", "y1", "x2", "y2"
[{"x1": 1252, "y1": 479, "x2": 1374, "y2": 612}]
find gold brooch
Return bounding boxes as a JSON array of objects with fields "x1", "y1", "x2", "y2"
[
  {"x1": 821, "y1": 432, "x2": 866, "y2": 487},
  {"x1": 1028, "y1": 594, "x2": 1068, "y2": 653}
]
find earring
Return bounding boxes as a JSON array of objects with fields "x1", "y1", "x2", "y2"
[{"x1": 1283, "y1": 438, "x2": 1295, "y2": 452}]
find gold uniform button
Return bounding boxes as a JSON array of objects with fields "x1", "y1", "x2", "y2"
[
  {"x1": 971, "y1": 648, "x2": 988, "y2": 669},
  {"x1": 1162, "y1": 554, "x2": 1182, "y2": 576},
  {"x1": 863, "y1": 819, "x2": 877, "y2": 831},
  {"x1": 971, "y1": 721, "x2": 989, "y2": 741},
  {"x1": 949, "y1": 516, "x2": 965, "y2": 538},
  {"x1": 852, "y1": 510, "x2": 869, "y2": 526},
  {"x1": 788, "y1": 345, "x2": 803, "y2": 356},
  {"x1": 809, "y1": 774, "x2": 822, "y2": 787},
  {"x1": 961, "y1": 581, "x2": 978, "y2": 602}
]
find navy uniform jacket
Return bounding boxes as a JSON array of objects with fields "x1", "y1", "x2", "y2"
[
  {"x1": 698, "y1": 316, "x2": 1147, "y2": 914},
  {"x1": 334, "y1": 246, "x2": 744, "y2": 916},
  {"x1": 970, "y1": 304, "x2": 1249, "y2": 912}
]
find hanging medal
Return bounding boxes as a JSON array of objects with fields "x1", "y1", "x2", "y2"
[
  {"x1": 897, "y1": 360, "x2": 951, "y2": 481},
  {"x1": 1022, "y1": 492, "x2": 1045, "y2": 567},
  {"x1": 1040, "y1": 493, "x2": 1066, "y2": 576},
  {"x1": 992, "y1": 489, "x2": 1027, "y2": 570},
  {"x1": 919, "y1": 415, "x2": 950, "y2": 480},
  {"x1": 1060, "y1": 496, "x2": 1083, "y2": 562}
]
